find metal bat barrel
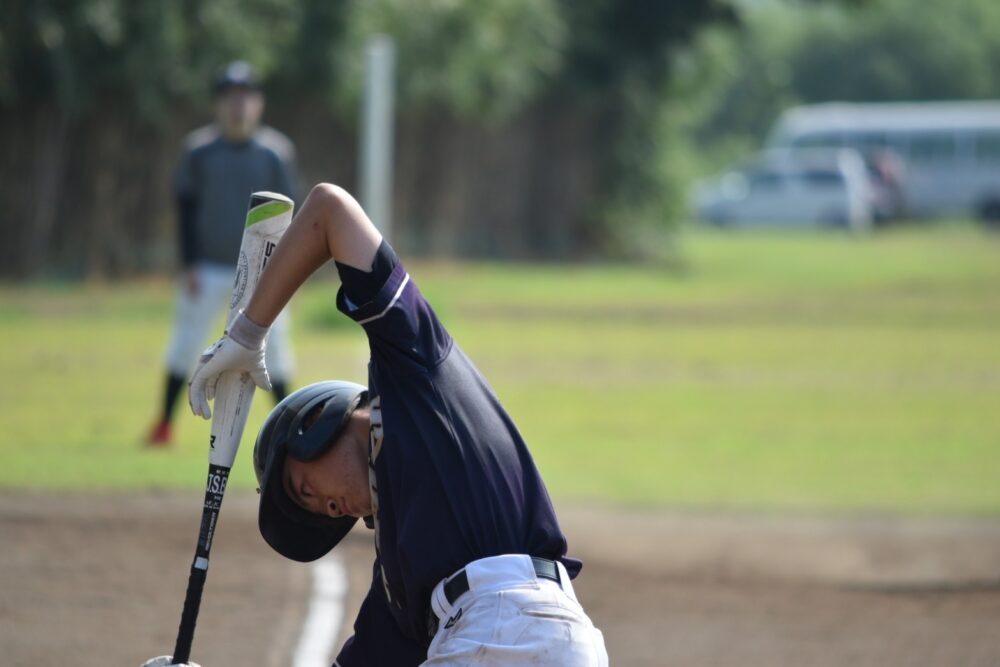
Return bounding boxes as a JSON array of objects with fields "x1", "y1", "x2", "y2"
[{"x1": 170, "y1": 192, "x2": 294, "y2": 665}]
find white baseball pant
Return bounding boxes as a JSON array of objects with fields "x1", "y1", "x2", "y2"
[
  {"x1": 164, "y1": 262, "x2": 293, "y2": 380},
  {"x1": 424, "y1": 554, "x2": 608, "y2": 666}
]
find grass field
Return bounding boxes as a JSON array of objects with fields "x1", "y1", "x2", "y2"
[{"x1": 1, "y1": 223, "x2": 998, "y2": 515}]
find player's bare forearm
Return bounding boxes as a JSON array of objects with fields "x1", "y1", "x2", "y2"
[{"x1": 244, "y1": 183, "x2": 382, "y2": 326}]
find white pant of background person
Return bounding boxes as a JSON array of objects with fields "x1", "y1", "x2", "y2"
[
  {"x1": 424, "y1": 554, "x2": 609, "y2": 666},
  {"x1": 164, "y1": 262, "x2": 294, "y2": 380}
]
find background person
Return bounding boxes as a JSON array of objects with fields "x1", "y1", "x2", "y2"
[{"x1": 147, "y1": 61, "x2": 298, "y2": 446}]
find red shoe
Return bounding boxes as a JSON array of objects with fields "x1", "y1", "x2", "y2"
[{"x1": 146, "y1": 420, "x2": 172, "y2": 446}]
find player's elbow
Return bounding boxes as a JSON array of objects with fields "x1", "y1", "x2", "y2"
[
  {"x1": 306, "y1": 182, "x2": 380, "y2": 263},
  {"x1": 305, "y1": 182, "x2": 348, "y2": 227},
  {"x1": 309, "y1": 182, "x2": 352, "y2": 214},
  {"x1": 311, "y1": 182, "x2": 364, "y2": 227}
]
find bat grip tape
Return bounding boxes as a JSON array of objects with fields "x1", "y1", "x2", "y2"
[
  {"x1": 172, "y1": 562, "x2": 207, "y2": 664},
  {"x1": 171, "y1": 466, "x2": 228, "y2": 665}
]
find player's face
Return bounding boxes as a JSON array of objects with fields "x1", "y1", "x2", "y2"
[
  {"x1": 215, "y1": 87, "x2": 264, "y2": 140},
  {"x1": 282, "y1": 410, "x2": 372, "y2": 520}
]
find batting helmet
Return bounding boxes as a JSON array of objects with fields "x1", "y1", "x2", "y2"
[{"x1": 254, "y1": 380, "x2": 369, "y2": 562}]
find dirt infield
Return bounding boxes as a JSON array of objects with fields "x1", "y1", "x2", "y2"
[{"x1": 3, "y1": 491, "x2": 1000, "y2": 667}]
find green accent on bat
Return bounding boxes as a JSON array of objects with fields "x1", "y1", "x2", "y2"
[{"x1": 246, "y1": 201, "x2": 292, "y2": 227}]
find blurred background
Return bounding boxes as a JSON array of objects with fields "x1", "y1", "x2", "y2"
[
  {"x1": 5, "y1": 0, "x2": 1000, "y2": 276},
  {"x1": 2, "y1": 1, "x2": 1000, "y2": 665}
]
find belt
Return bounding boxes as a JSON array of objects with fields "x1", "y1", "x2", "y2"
[{"x1": 443, "y1": 556, "x2": 561, "y2": 606}]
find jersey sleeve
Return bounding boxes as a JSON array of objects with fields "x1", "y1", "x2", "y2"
[
  {"x1": 334, "y1": 575, "x2": 427, "y2": 667},
  {"x1": 336, "y1": 252, "x2": 452, "y2": 372},
  {"x1": 173, "y1": 144, "x2": 197, "y2": 198},
  {"x1": 173, "y1": 142, "x2": 201, "y2": 266}
]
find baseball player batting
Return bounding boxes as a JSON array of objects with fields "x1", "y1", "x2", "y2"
[
  {"x1": 143, "y1": 192, "x2": 293, "y2": 667},
  {"x1": 186, "y1": 183, "x2": 608, "y2": 665}
]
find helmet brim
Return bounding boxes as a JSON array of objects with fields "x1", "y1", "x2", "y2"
[{"x1": 257, "y1": 442, "x2": 358, "y2": 563}]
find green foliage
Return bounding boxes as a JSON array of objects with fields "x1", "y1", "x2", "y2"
[
  {"x1": 2, "y1": 225, "x2": 1000, "y2": 514},
  {"x1": 0, "y1": 0, "x2": 304, "y2": 120},
  {"x1": 550, "y1": 0, "x2": 738, "y2": 245},
  {"x1": 336, "y1": 0, "x2": 566, "y2": 121},
  {"x1": 272, "y1": 0, "x2": 348, "y2": 104},
  {"x1": 666, "y1": 0, "x2": 1000, "y2": 187},
  {"x1": 0, "y1": 0, "x2": 744, "y2": 257},
  {"x1": 788, "y1": 0, "x2": 1000, "y2": 102},
  {"x1": 15, "y1": 0, "x2": 962, "y2": 257},
  {"x1": 555, "y1": 0, "x2": 736, "y2": 95}
]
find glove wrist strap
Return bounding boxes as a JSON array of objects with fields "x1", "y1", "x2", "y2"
[{"x1": 228, "y1": 310, "x2": 268, "y2": 350}]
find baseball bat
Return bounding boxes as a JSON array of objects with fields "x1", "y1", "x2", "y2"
[{"x1": 169, "y1": 192, "x2": 294, "y2": 666}]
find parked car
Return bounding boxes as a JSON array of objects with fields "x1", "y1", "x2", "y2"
[
  {"x1": 767, "y1": 100, "x2": 1000, "y2": 222},
  {"x1": 693, "y1": 148, "x2": 874, "y2": 232}
]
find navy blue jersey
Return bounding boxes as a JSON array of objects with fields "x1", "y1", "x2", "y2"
[
  {"x1": 333, "y1": 248, "x2": 580, "y2": 665},
  {"x1": 174, "y1": 125, "x2": 298, "y2": 266}
]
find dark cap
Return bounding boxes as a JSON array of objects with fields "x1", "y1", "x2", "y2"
[
  {"x1": 213, "y1": 60, "x2": 260, "y2": 94},
  {"x1": 253, "y1": 381, "x2": 368, "y2": 562}
]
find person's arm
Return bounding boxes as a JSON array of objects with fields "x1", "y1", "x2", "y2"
[
  {"x1": 244, "y1": 183, "x2": 382, "y2": 326},
  {"x1": 174, "y1": 141, "x2": 202, "y2": 294},
  {"x1": 177, "y1": 193, "x2": 199, "y2": 269},
  {"x1": 177, "y1": 193, "x2": 202, "y2": 295},
  {"x1": 188, "y1": 183, "x2": 381, "y2": 418}
]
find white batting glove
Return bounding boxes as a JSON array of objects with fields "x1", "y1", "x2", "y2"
[
  {"x1": 188, "y1": 311, "x2": 271, "y2": 420},
  {"x1": 141, "y1": 656, "x2": 202, "y2": 667}
]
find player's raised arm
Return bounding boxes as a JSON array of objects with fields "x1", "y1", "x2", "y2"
[
  {"x1": 188, "y1": 183, "x2": 382, "y2": 418},
  {"x1": 244, "y1": 183, "x2": 382, "y2": 327}
]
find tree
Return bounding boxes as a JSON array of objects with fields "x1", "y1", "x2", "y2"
[{"x1": 668, "y1": 0, "x2": 1000, "y2": 189}]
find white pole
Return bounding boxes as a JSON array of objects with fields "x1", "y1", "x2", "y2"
[{"x1": 360, "y1": 34, "x2": 397, "y2": 241}]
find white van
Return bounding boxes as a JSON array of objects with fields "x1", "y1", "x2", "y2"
[
  {"x1": 768, "y1": 101, "x2": 1000, "y2": 220},
  {"x1": 694, "y1": 148, "x2": 873, "y2": 232}
]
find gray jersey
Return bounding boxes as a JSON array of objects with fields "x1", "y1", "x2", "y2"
[{"x1": 174, "y1": 125, "x2": 298, "y2": 266}]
